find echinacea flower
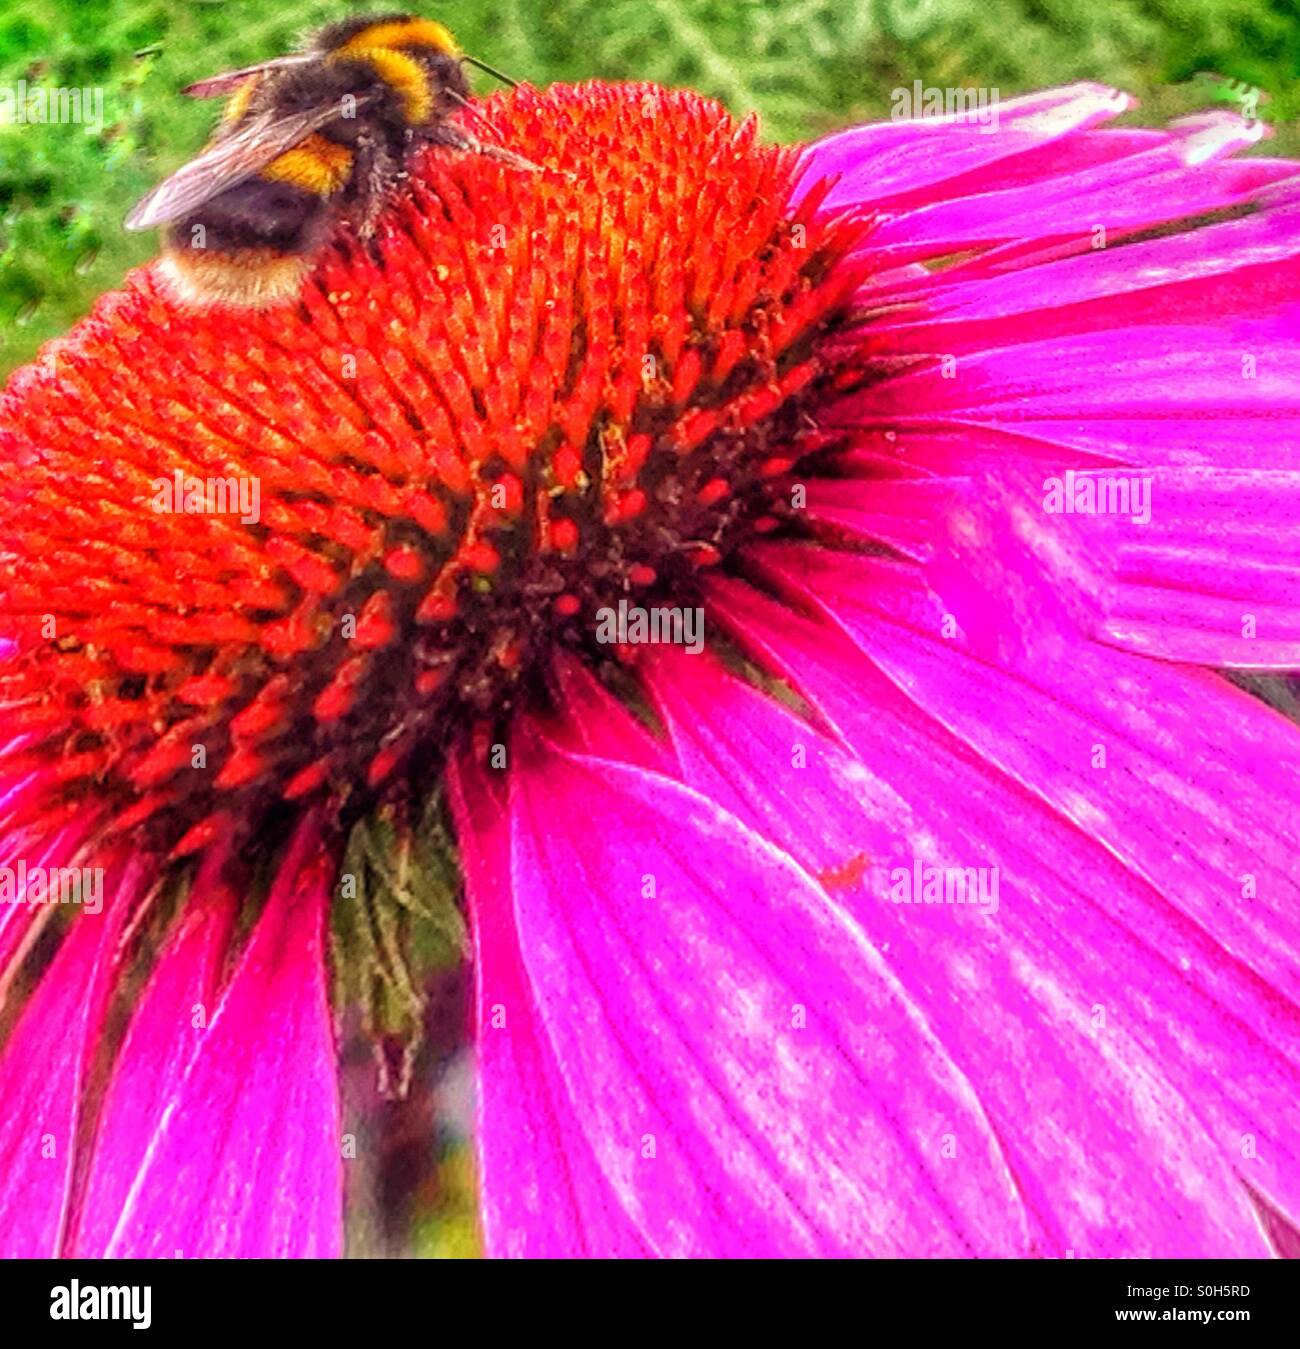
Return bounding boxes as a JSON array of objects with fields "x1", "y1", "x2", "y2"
[{"x1": 2, "y1": 77, "x2": 1299, "y2": 1258}]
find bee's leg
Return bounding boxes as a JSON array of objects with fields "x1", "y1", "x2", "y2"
[{"x1": 351, "y1": 131, "x2": 402, "y2": 244}]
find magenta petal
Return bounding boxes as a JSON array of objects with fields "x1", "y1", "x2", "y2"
[
  {"x1": 804, "y1": 464, "x2": 1300, "y2": 667},
  {"x1": 916, "y1": 126, "x2": 1166, "y2": 195},
  {"x1": 0, "y1": 856, "x2": 145, "y2": 1257},
  {"x1": 95, "y1": 820, "x2": 342, "y2": 1258},
  {"x1": 0, "y1": 813, "x2": 99, "y2": 991},
  {"x1": 733, "y1": 537, "x2": 1300, "y2": 1252},
  {"x1": 1018, "y1": 466, "x2": 1300, "y2": 667},
  {"x1": 852, "y1": 323, "x2": 1300, "y2": 451},
  {"x1": 546, "y1": 651, "x2": 677, "y2": 772},
  {"x1": 501, "y1": 724, "x2": 1036, "y2": 1256},
  {"x1": 827, "y1": 315, "x2": 1300, "y2": 499},
  {"x1": 68, "y1": 845, "x2": 239, "y2": 1256},
  {"x1": 798, "y1": 83, "x2": 1131, "y2": 213},
  {"x1": 803, "y1": 475, "x2": 967, "y2": 562},
  {"x1": 704, "y1": 577, "x2": 1294, "y2": 1253},
  {"x1": 870, "y1": 204, "x2": 1300, "y2": 349},
  {"x1": 751, "y1": 541, "x2": 1300, "y2": 998},
  {"x1": 448, "y1": 747, "x2": 651, "y2": 1257},
  {"x1": 864, "y1": 114, "x2": 1285, "y2": 268}
]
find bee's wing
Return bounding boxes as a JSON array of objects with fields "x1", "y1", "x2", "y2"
[
  {"x1": 125, "y1": 98, "x2": 369, "y2": 231},
  {"x1": 182, "y1": 54, "x2": 317, "y2": 99}
]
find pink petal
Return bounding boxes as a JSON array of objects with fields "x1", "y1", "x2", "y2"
[
  {"x1": 797, "y1": 83, "x2": 1131, "y2": 213},
  {"x1": 803, "y1": 463, "x2": 1300, "y2": 666},
  {"x1": 867, "y1": 203, "x2": 1300, "y2": 349},
  {"x1": 546, "y1": 651, "x2": 677, "y2": 771},
  {"x1": 68, "y1": 843, "x2": 239, "y2": 1255},
  {"x1": 95, "y1": 819, "x2": 343, "y2": 1258},
  {"x1": 749, "y1": 541, "x2": 1300, "y2": 998},
  {"x1": 803, "y1": 475, "x2": 967, "y2": 562},
  {"x1": 863, "y1": 114, "x2": 1285, "y2": 269},
  {"x1": 0, "y1": 812, "x2": 100, "y2": 993},
  {"x1": 0, "y1": 854, "x2": 146, "y2": 1257},
  {"x1": 1017, "y1": 466, "x2": 1300, "y2": 666},
  {"x1": 497, "y1": 722, "x2": 1035, "y2": 1256},
  {"x1": 860, "y1": 127, "x2": 1166, "y2": 213},
  {"x1": 704, "y1": 575, "x2": 1295, "y2": 1253},
  {"x1": 848, "y1": 323, "x2": 1300, "y2": 450},
  {"x1": 447, "y1": 747, "x2": 651, "y2": 1257}
]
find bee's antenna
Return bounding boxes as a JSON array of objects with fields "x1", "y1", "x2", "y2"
[
  {"x1": 444, "y1": 87, "x2": 497, "y2": 137},
  {"x1": 461, "y1": 53, "x2": 519, "y2": 89}
]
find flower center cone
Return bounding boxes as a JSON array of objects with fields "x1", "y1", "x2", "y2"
[{"x1": 0, "y1": 80, "x2": 871, "y2": 858}]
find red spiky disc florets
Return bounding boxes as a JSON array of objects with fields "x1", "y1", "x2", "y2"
[{"x1": 0, "y1": 82, "x2": 869, "y2": 853}]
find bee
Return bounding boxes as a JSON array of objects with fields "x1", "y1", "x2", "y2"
[{"x1": 127, "y1": 13, "x2": 530, "y2": 308}]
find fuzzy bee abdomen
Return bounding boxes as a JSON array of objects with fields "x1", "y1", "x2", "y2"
[{"x1": 162, "y1": 174, "x2": 338, "y2": 308}]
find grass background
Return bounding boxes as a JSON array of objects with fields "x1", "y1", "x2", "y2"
[{"x1": 2, "y1": 0, "x2": 1298, "y2": 1256}]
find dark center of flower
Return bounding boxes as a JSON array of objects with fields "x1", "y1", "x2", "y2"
[{"x1": 0, "y1": 82, "x2": 870, "y2": 856}]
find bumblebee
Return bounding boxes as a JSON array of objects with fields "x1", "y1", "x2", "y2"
[{"x1": 127, "y1": 14, "x2": 527, "y2": 308}]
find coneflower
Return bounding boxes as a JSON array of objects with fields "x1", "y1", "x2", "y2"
[{"x1": 2, "y1": 79, "x2": 1299, "y2": 1257}]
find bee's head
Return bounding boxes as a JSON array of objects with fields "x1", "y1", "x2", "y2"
[{"x1": 318, "y1": 14, "x2": 467, "y2": 125}]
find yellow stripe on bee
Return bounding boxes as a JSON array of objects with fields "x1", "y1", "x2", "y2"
[
  {"x1": 223, "y1": 75, "x2": 259, "y2": 124},
  {"x1": 337, "y1": 19, "x2": 458, "y2": 57},
  {"x1": 261, "y1": 134, "x2": 354, "y2": 195},
  {"x1": 342, "y1": 47, "x2": 432, "y2": 125}
]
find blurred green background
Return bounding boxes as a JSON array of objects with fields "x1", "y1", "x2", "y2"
[
  {"x1": 2, "y1": 0, "x2": 1298, "y2": 1257},
  {"x1": 1, "y1": 0, "x2": 1299, "y2": 376}
]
